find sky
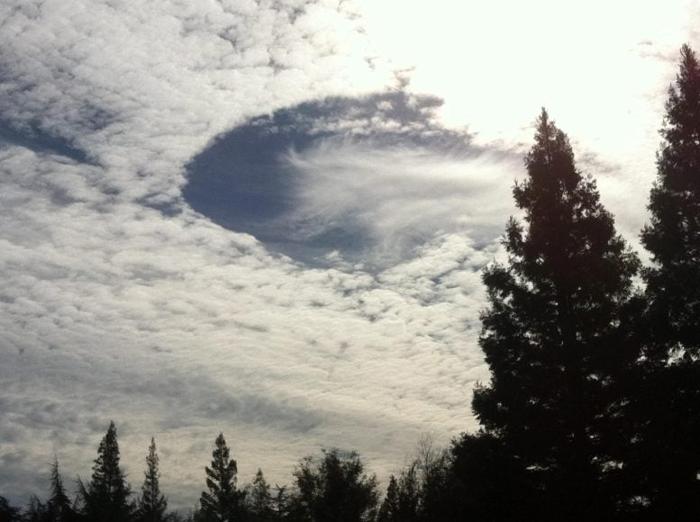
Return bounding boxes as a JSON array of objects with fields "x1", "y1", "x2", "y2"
[{"x1": 1, "y1": 0, "x2": 698, "y2": 511}]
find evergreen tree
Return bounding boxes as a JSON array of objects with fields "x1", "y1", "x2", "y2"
[
  {"x1": 472, "y1": 109, "x2": 640, "y2": 521},
  {"x1": 376, "y1": 476, "x2": 398, "y2": 522},
  {"x1": 246, "y1": 470, "x2": 272, "y2": 522},
  {"x1": 79, "y1": 421, "x2": 133, "y2": 522},
  {"x1": 271, "y1": 486, "x2": 289, "y2": 522},
  {"x1": 137, "y1": 438, "x2": 167, "y2": 522},
  {"x1": 375, "y1": 468, "x2": 420, "y2": 522},
  {"x1": 198, "y1": 433, "x2": 244, "y2": 522},
  {"x1": 23, "y1": 496, "x2": 47, "y2": 522},
  {"x1": 47, "y1": 458, "x2": 75, "y2": 522},
  {"x1": 449, "y1": 432, "x2": 534, "y2": 522},
  {"x1": 638, "y1": 43, "x2": 700, "y2": 518}
]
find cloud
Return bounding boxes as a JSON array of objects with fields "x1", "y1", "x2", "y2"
[
  {"x1": 185, "y1": 90, "x2": 522, "y2": 268},
  {"x1": 0, "y1": 0, "x2": 496, "y2": 505},
  {"x1": 285, "y1": 140, "x2": 519, "y2": 266}
]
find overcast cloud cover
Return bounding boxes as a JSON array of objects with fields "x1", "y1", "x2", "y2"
[{"x1": 0, "y1": 0, "x2": 698, "y2": 510}]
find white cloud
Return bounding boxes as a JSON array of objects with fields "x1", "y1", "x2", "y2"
[
  {"x1": 0, "y1": 0, "x2": 493, "y2": 506},
  {"x1": 284, "y1": 140, "x2": 521, "y2": 266}
]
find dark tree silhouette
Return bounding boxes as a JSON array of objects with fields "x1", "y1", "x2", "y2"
[
  {"x1": 376, "y1": 475, "x2": 398, "y2": 522},
  {"x1": 376, "y1": 465, "x2": 421, "y2": 522},
  {"x1": 79, "y1": 421, "x2": 134, "y2": 522},
  {"x1": 638, "y1": 43, "x2": 700, "y2": 519},
  {"x1": 23, "y1": 496, "x2": 47, "y2": 522},
  {"x1": 0, "y1": 496, "x2": 21, "y2": 522},
  {"x1": 245, "y1": 470, "x2": 273, "y2": 522},
  {"x1": 472, "y1": 109, "x2": 640, "y2": 521},
  {"x1": 412, "y1": 438, "x2": 451, "y2": 522},
  {"x1": 449, "y1": 432, "x2": 534, "y2": 522},
  {"x1": 137, "y1": 438, "x2": 167, "y2": 522},
  {"x1": 377, "y1": 438, "x2": 453, "y2": 522},
  {"x1": 271, "y1": 486, "x2": 289, "y2": 522},
  {"x1": 46, "y1": 458, "x2": 76, "y2": 522},
  {"x1": 197, "y1": 433, "x2": 245, "y2": 522},
  {"x1": 288, "y1": 449, "x2": 378, "y2": 522}
]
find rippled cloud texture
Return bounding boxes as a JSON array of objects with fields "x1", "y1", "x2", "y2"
[{"x1": 0, "y1": 0, "x2": 696, "y2": 510}]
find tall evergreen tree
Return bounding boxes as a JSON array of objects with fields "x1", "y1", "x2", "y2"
[
  {"x1": 472, "y1": 109, "x2": 640, "y2": 521},
  {"x1": 198, "y1": 433, "x2": 244, "y2": 522},
  {"x1": 47, "y1": 458, "x2": 75, "y2": 522},
  {"x1": 79, "y1": 421, "x2": 133, "y2": 522},
  {"x1": 638, "y1": 43, "x2": 700, "y2": 518},
  {"x1": 246, "y1": 470, "x2": 273, "y2": 522},
  {"x1": 137, "y1": 438, "x2": 167, "y2": 522},
  {"x1": 376, "y1": 476, "x2": 398, "y2": 522}
]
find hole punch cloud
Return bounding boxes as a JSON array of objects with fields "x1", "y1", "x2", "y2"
[{"x1": 185, "y1": 90, "x2": 521, "y2": 268}]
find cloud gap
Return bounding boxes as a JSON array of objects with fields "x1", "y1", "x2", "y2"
[{"x1": 184, "y1": 90, "x2": 520, "y2": 269}]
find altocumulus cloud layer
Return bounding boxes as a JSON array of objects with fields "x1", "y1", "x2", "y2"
[
  {"x1": 0, "y1": 0, "x2": 511, "y2": 508},
  {"x1": 0, "y1": 0, "x2": 695, "y2": 511}
]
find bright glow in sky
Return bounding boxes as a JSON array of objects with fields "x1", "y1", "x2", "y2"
[
  {"x1": 357, "y1": 0, "x2": 693, "y2": 244},
  {"x1": 361, "y1": 1, "x2": 682, "y2": 140}
]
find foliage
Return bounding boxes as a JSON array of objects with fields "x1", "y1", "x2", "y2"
[
  {"x1": 47, "y1": 458, "x2": 76, "y2": 522},
  {"x1": 472, "y1": 109, "x2": 640, "y2": 520},
  {"x1": 637, "y1": 43, "x2": 700, "y2": 519},
  {"x1": 137, "y1": 438, "x2": 168, "y2": 522},
  {"x1": 79, "y1": 421, "x2": 134, "y2": 522},
  {"x1": 197, "y1": 433, "x2": 245, "y2": 522},
  {"x1": 288, "y1": 449, "x2": 378, "y2": 522}
]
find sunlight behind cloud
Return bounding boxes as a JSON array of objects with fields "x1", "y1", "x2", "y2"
[
  {"x1": 358, "y1": 1, "x2": 686, "y2": 146},
  {"x1": 355, "y1": 0, "x2": 695, "y2": 250}
]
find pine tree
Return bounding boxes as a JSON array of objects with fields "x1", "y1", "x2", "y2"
[
  {"x1": 642, "y1": 44, "x2": 700, "y2": 351},
  {"x1": 638, "y1": 44, "x2": 700, "y2": 518},
  {"x1": 376, "y1": 476, "x2": 398, "y2": 522},
  {"x1": 137, "y1": 438, "x2": 167, "y2": 522},
  {"x1": 246, "y1": 469, "x2": 273, "y2": 521},
  {"x1": 198, "y1": 433, "x2": 244, "y2": 522},
  {"x1": 47, "y1": 458, "x2": 75, "y2": 522},
  {"x1": 79, "y1": 421, "x2": 133, "y2": 522},
  {"x1": 472, "y1": 109, "x2": 640, "y2": 521},
  {"x1": 24, "y1": 495, "x2": 47, "y2": 522}
]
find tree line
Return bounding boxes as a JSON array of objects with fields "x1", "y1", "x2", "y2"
[
  {"x1": 0, "y1": 422, "x2": 384, "y2": 522},
  {"x1": 4, "y1": 44, "x2": 700, "y2": 521}
]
